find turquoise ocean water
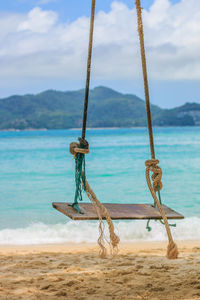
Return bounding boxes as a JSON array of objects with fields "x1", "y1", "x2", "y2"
[{"x1": 0, "y1": 127, "x2": 200, "y2": 244}]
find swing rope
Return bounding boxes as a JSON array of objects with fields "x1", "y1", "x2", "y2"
[
  {"x1": 135, "y1": 0, "x2": 178, "y2": 259},
  {"x1": 82, "y1": 0, "x2": 96, "y2": 140},
  {"x1": 69, "y1": 0, "x2": 120, "y2": 258},
  {"x1": 146, "y1": 184, "x2": 177, "y2": 232}
]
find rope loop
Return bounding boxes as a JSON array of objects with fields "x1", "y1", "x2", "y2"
[
  {"x1": 69, "y1": 138, "x2": 89, "y2": 157},
  {"x1": 145, "y1": 159, "x2": 162, "y2": 192}
]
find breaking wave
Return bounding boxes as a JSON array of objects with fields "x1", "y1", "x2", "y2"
[{"x1": 0, "y1": 217, "x2": 199, "y2": 245}]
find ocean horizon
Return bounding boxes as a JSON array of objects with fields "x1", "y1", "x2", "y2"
[{"x1": 0, "y1": 127, "x2": 200, "y2": 245}]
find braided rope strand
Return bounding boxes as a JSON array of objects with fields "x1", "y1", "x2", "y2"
[
  {"x1": 84, "y1": 178, "x2": 120, "y2": 250},
  {"x1": 145, "y1": 160, "x2": 178, "y2": 259},
  {"x1": 135, "y1": 0, "x2": 155, "y2": 159}
]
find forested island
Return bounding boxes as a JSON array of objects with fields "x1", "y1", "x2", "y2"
[{"x1": 0, "y1": 86, "x2": 200, "y2": 130}]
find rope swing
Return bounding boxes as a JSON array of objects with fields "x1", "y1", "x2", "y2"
[
  {"x1": 69, "y1": 0, "x2": 120, "y2": 258},
  {"x1": 135, "y1": 0, "x2": 178, "y2": 259},
  {"x1": 57, "y1": 0, "x2": 181, "y2": 260}
]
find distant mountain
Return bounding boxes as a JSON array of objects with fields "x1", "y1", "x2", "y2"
[{"x1": 0, "y1": 86, "x2": 199, "y2": 130}]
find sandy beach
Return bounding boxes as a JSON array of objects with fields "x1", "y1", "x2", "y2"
[{"x1": 0, "y1": 241, "x2": 200, "y2": 300}]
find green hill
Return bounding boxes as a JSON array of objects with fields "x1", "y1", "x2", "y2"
[{"x1": 0, "y1": 86, "x2": 199, "y2": 130}]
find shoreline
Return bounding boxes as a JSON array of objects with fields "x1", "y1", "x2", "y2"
[
  {"x1": 0, "y1": 125, "x2": 200, "y2": 132},
  {"x1": 1, "y1": 239, "x2": 199, "y2": 253}
]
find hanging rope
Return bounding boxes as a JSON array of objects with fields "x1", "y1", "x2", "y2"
[
  {"x1": 69, "y1": 145, "x2": 120, "y2": 257},
  {"x1": 70, "y1": 0, "x2": 96, "y2": 213},
  {"x1": 69, "y1": 0, "x2": 120, "y2": 257},
  {"x1": 84, "y1": 179, "x2": 120, "y2": 258},
  {"x1": 145, "y1": 160, "x2": 178, "y2": 259},
  {"x1": 146, "y1": 185, "x2": 177, "y2": 231},
  {"x1": 135, "y1": 0, "x2": 155, "y2": 160},
  {"x1": 82, "y1": 0, "x2": 96, "y2": 140},
  {"x1": 69, "y1": 138, "x2": 88, "y2": 214},
  {"x1": 135, "y1": 0, "x2": 178, "y2": 259}
]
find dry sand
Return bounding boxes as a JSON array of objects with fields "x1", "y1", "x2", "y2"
[{"x1": 0, "y1": 241, "x2": 200, "y2": 300}]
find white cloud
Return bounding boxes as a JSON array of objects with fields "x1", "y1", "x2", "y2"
[
  {"x1": 0, "y1": 0, "x2": 200, "y2": 84},
  {"x1": 18, "y1": 7, "x2": 57, "y2": 33}
]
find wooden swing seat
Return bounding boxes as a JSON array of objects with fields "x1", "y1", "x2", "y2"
[{"x1": 52, "y1": 202, "x2": 184, "y2": 220}]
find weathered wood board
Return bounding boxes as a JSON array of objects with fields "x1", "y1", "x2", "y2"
[{"x1": 52, "y1": 202, "x2": 184, "y2": 220}]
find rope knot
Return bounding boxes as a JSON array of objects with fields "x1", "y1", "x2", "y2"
[
  {"x1": 145, "y1": 159, "x2": 162, "y2": 191},
  {"x1": 69, "y1": 138, "x2": 89, "y2": 157}
]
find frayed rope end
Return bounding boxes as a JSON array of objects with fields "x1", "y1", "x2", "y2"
[{"x1": 167, "y1": 241, "x2": 179, "y2": 259}]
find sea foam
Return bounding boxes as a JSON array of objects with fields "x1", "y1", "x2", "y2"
[{"x1": 0, "y1": 217, "x2": 199, "y2": 245}]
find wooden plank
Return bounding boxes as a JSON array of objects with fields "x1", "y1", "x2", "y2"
[{"x1": 52, "y1": 202, "x2": 184, "y2": 220}]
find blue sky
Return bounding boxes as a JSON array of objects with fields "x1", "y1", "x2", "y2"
[
  {"x1": 1, "y1": 0, "x2": 180, "y2": 21},
  {"x1": 0, "y1": 0, "x2": 200, "y2": 108}
]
